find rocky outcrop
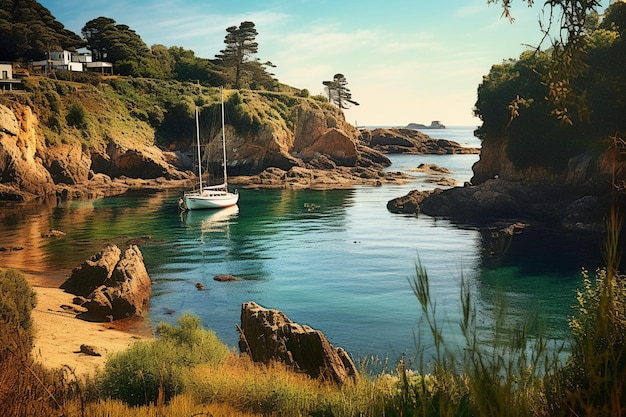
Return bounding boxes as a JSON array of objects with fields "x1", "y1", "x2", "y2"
[
  {"x1": 238, "y1": 301, "x2": 359, "y2": 385},
  {"x1": 388, "y1": 126, "x2": 620, "y2": 231},
  {"x1": 387, "y1": 189, "x2": 441, "y2": 215},
  {"x1": 470, "y1": 136, "x2": 614, "y2": 192},
  {"x1": 0, "y1": 101, "x2": 189, "y2": 201},
  {"x1": 2, "y1": 86, "x2": 401, "y2": 199},
  {"x1": 406, "y1": 121, "x2": 446, "y2": 129},
  {"x1": 394, "y1": 179, "x2": 608, "y2": 231},
  {"x1": 0, "y1": 103, "x2": 56, "y2": 200},
  {"x1": 207, "y1": 99, "x2": 364, "y2": 177},
  {"x1": 233, "y1": 165, "x2": 411, "y2": 190},
  {"x1": 60, "y1": 244, "x2": 152, "y2": 321},
  {"x1": 360, "y1": 128, "x2": 479, "y2": 155}
]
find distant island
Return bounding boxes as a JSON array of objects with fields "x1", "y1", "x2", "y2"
[{"x1": 405, "y1": 121, "x2": 446, "y2": 129}]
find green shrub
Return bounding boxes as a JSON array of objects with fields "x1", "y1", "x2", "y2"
[
  {"x1": 0, "y1": 269, "x2": 75, "y2": 417},
  {"x1": 146, "y1": 105, "x2": 165, "y2": 127},
  {"x1": 97, "y1": 313, "x2": 230, "y2": 406},
  {"x1": 0, "y1": 268, "x2": 36, "y2": 334},
  {"x1": 66, "y1": 102, "x2": 87, "y2": 128}
]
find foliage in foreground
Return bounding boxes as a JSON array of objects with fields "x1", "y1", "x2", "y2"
[
  {"x1": 96, "y1": 313, "x2": 230, "y2": 406},
  {"x1": 0, "y1": 268, "x2": 81, "y2": 417}
]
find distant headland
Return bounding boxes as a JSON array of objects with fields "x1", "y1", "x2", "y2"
[{"x1": 405, "y1": 121, "x2": 446, "y2": 129}]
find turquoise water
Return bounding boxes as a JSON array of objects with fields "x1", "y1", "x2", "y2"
[{"x1": 0, "y1": 127, "x2": 604, "y2": 364}]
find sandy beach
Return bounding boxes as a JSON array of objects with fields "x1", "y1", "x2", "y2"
[{"x1": 31, "y1": 285, "x2": 153, "y2": 377}]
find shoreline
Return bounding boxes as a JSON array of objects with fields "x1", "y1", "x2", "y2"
[{"x1": 30, "y1": 283, "x2": 154, "y2": 377}]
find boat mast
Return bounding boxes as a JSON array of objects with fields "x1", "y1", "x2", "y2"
[
  {"x1": 221, "y1": 87, "x2": 228, "y2": 186},
  {"x1": 195, "y1": 107, "x2": 202, "y2": 191}
]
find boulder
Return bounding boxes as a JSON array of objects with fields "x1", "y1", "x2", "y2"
[
  {"x1": 298, "y1": 128, "x2": 358, "y2": 166},
  {"x1": 61, "y1": 244, "x2": 122, "y2": 297},
  {"x1": 61, "y1": 244, "x2": 152, "y2": 321},
  {"x1": 387, "y1": 189, "x2": 441, "y2": 215},
  {"x1": 79, "y1": 344, "x2": 102, "y2": 356},
  {"x1": 238, "y1": 301, "x2": 359, "y2": 385}
]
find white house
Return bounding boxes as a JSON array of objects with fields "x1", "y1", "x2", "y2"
[
  {"x1": 0, "y1": 62, "x2": 22, "y2": 91},
  {"x1": 0, "y1": 62, "x2": 12, "y2": 79},
  {"x1": 31, "y1": 50, "x2": 113, "y2": 74}
]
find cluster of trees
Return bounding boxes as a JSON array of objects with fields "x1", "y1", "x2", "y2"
[
  {"x1": 0, "y1": 0, "x2": 84, "y2": 61},
  {"x1": 474, "y1": 2, "x2": 626, "y2": 170},
  {"x1": 0, "y1": 0, "x2": 278, "y2": 90}
]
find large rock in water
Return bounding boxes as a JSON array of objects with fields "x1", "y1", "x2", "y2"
[
  {"x1": 61, "y1": 244, "x2": 152, "y2": 321},
  {"x1": 238, "y1": 301, "x2": 359, "y2": 385}
]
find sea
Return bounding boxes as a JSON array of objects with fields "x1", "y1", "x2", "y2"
[{"x1": 0, "y1": 126, "x2": 605, "y2": 366}]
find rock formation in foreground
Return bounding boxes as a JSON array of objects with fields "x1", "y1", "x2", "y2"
[
  {"x1": 238, "y1": 301, "x2": 359, "y2": 385},
  {"x1": 60, "y1": 244, "x2": 152, "y2": 321}
]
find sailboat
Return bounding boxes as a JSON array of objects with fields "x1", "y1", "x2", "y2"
[{"x1": 181, "y1": 88, "x2": 239, "y2": 210}]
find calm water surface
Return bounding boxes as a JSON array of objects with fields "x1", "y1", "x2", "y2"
[{"x1": 0, "y1": 127, "x2": 604, "y2": 364}]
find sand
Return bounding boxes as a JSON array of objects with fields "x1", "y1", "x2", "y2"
[{"x1": 31, "y1": 286, "x2": 153, "y2": 377}]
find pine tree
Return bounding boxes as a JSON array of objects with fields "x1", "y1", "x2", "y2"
[
  {"x1": 217, "y1": 21, "x2": 259, "y2": 88},
  {"x1": 323, "y1": 74, "x2": 360, "y2": 109}
]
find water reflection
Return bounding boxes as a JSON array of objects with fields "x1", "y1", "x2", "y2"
[
  {"x1": 472, "y1": 225, "x2": 605, "y2": 340},
  {"x1": 181, "y1": 205, "x2": 239, "y2": 234}
]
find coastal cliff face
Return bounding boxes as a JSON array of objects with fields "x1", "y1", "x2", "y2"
[
  {"x1": 471, "y1": 135, "x2": 615, "y2": 194},
  {"x1": 0, "y1": 77, "x2": 365, "y2": 201},
  {"x1": 216, "y1": 97, "x2": 359, "y2": 175},
  {"x1": 0, "y1": 100, "x2": 186, "y2": 201},
  {"x1": 0, "y1": 102, "x2": 56, "y2": 199},
  {"x1": 400, "y1": 132, "x2": 623, "y2": 231}
]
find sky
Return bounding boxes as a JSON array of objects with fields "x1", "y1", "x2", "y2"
[{"x1": 39, "y1": 0, "x2": 612, "y2": 127}]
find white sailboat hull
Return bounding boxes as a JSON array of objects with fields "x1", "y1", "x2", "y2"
[{"x1": 184, "y1": 187, "x2": 239, "y2": 210}]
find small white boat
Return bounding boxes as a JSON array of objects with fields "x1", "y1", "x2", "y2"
[
  {"x1": 182, "y1": 88, "x2": 239, "y2": 210},
  {"x1": 184, "y1": 183, "x2": 239, "y2": 210}
]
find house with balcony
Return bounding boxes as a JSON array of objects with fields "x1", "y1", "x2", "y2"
[{"x1": 30, "y1": 50, "x2": 113, "y2": 74}]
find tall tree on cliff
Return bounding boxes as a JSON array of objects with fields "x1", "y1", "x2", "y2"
[
  {"x1": 323, "y1": 74, "x2": 360, "y2": 110},
  {"x1": 0, "y1": 0, "x2": 84, "y2": 61},
  {"x1": 216, "y1": 21, "x2": 259, "y2": 88}
]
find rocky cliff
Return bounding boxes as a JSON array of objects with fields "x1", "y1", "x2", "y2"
[
  {"x1": 0, "y1": 76, "x2": 391, "y2": 201},
  {"x1": 0, "y1": 101, "x2": 189, "y2": 201},
  {"x1": 470, "y1": 135, "x2": 615, "y2": 193},
  {"x1": 392, "y1": 132, "x2": 624, "y2": 231}
]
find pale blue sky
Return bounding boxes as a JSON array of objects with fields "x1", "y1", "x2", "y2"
[{"x1": 39, "y1": 0, "x2": 611, "y2": 126}]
